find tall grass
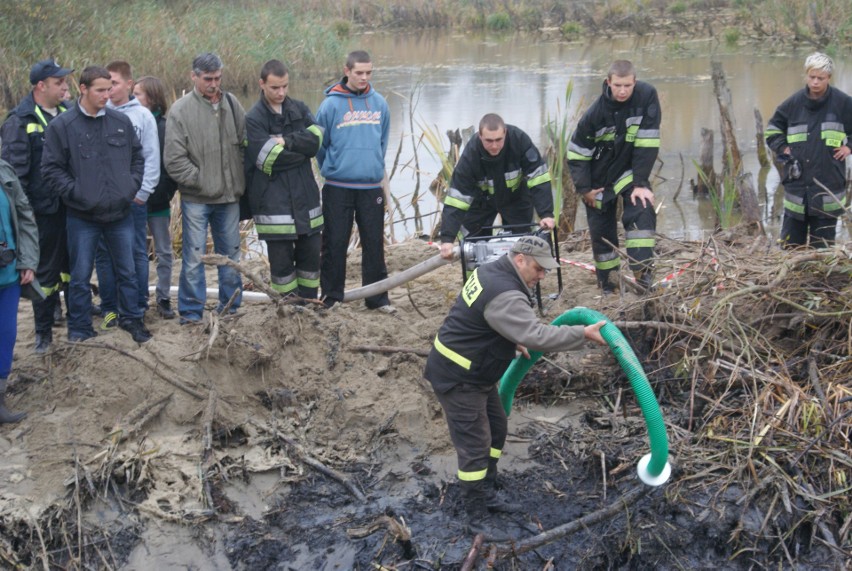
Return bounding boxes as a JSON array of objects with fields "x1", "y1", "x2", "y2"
[
  {"x1": 0, "y1": 0, "x2": 346, "y2": 112},
  {"x1": 544, "y1": 81, "x2": 580, "y2": 235}
]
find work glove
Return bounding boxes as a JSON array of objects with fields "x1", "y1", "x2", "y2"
[{"x1": 777, "y1": 153, "x2": 802, "y2": 181}]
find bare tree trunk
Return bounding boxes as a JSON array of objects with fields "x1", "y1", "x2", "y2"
[
  {"x1": 736, "y1": 172, "x2": 764, "y2": 234},
  {"x1": 712, "y1": 61, "x2": 742, "y2": 178},
  {"x1": 558, "y1": 167, "x2": 579, "y2": 235},
  {"x1": 754, "y1": 108, "x2": 769, "y2": 168},
  {"x1": 694, "y1": 127, "x2": 716, "y2": 194}
]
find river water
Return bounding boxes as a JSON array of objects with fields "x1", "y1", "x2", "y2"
[{"x1": 280, "y1": 32, "x2": 851, "y2": 242}]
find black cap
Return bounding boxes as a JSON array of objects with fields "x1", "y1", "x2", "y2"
[{"x1": 30, "y1": 59, "x2": 73, "y2": 85}]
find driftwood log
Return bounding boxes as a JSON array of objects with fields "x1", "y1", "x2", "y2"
[
  {"x1": 694, "y1": 127, "x2": 716, "y2": 194},
  {"x1": 712, "y1": 61, "x2": 742, "y2": 178},
  {"x1": 754, "y1": 107, "x2": 769, "y2": 168}
]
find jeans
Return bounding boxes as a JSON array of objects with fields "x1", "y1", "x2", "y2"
[
  {"x1": 147, "y1": 214, "x2": 173, "y2": 302},
  {"x1": 95, "y1": 203, "x2": 149, "y2": 314},
  {"x1": 66, "y1": 213, "x2": 139, "y2": 337},
  {"x1": 0, "y1": 282, "x2": 20, "y2": 379},
  {"x1": 179, "y1": 200, "x2": 242, "y2": 321}
]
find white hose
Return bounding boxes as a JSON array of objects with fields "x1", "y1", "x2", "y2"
[{"x1": 157, "y1": 250, "x2": 458, "y2": 303}]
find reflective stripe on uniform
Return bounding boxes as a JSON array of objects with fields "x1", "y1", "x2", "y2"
[
  {"x1": 613, "y1": 170, "x2": 634, "y2": 194},
  {"x1": 271, "y1": 272, "x2": 298, "y2": 293},
  {"x1": 255, "y1": 214, "x2": 296, "y2": 234},
  {"x1": 257, "y1": 139, "x2": 284, "y2": 175},
  {"x1": 594, "y1": 126, "x2": 615, "y2": 142},
  {"x1": 821, "y1": 122, "x2": 846, "y2": 148},
  {"x1": 445, "y1": 187, "x2": 474, "y2": 210},
  {"x1": 594, "y1": 251, "x2": 620, "y2": 271},
  {"x1": 526, "y1": 163, "x2": 551, "y2": 187},
  {"x1": 504, "y1": 169, "x2": 522, "y2": 191},
  {"x1": 26, "y1": 123, "x2": 44, "y2": 134},
  {"x1": 786, "y1": 124, "x2": 808, "y2": 144},
  {"x1": 434, "y1": 335, "x2": 472, "y2": 370},
  {"x1": 307, "y1": 124, "x2": 324, "y2": 147},
  {"x1": 634, "y1": 129, "x2": 661, "y2": 148},
  {"x1": 490, "y1": 447, "x2": 502, "y2": 459},
  {"x1": 783, "y1": 192, "x2": 805, "y2": 214},
  {"x1": 458, "y1": 467, "x2": 488, "y2": 481},
  {"x1": 296, "y1": 269, "x2": 320, "y2": 288}
]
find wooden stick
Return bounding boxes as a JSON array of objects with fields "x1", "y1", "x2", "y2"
[
  {"x1": 492, "y1": 485, "x2": 652, "y2": 558},
  {"x1": 460, "y1": 533, "x2": 485, "y2": 571},
  {"x1": 247, "y1": 418, "x2": 367, "y2": 503},
  {"x1": 351, "y1": 345, "x2": 430, "y2": 357}
]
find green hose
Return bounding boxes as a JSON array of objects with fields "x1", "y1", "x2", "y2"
[{"x1": 497, "y1": 307, "x2": 671, "y2": 484}]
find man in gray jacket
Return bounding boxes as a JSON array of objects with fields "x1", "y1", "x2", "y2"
[
  {"x1": 164, "y1": 52, "x2": 245, "y2": 324},
  {"x1": 95, "y1": 61, "x2": 160, "y2": 330}
]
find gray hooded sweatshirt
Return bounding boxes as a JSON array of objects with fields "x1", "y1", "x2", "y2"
[{"x1": 107, "y1": 96, "x2": 160, "y2": 202}]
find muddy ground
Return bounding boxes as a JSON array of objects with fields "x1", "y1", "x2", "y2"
[{"x1": 0, "y1": 236, "x2": 848, "y2": 570}]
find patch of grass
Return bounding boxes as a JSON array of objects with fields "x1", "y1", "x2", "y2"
[
  {"x1": 669, "y1": 2, "x2": 687, "y2": 14},
  {"x1": 723, "y1": 28, "x2": 741, "y2": 45},
  {"x1": 486, "y1": 12, "x2": 512, "y2": 31},
  {"x1": 560, "y1": 21, "x2": 583, "y2": 40}
]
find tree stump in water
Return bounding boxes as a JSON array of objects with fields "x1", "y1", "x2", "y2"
[
  {"x1": 754, "y1": 108, "x2": 769, "y2": 168},
  {"x1": 693, "y1": 127, "x2": 716, "y2": 194},
  {"x1": 736, "y1": 172, "x2": 764, "y2": 234},
  {"x1": 711, "y1": 61, "x2": 742, "y2": 178}
]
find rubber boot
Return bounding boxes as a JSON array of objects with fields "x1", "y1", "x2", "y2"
[
  {"x1": 461, "y1": 480, "x2": 512, "y2": 541},
  {"x1": 34, "y1": 330, "x2": 52, "y2": 355},
  {"x1": 633, "y1": 268, "x2": 653, "y2": 291},
  {"x1": 484, "y1": 459, "x2": 523, "y2": 513},
  {"x1": 0, "y1": 378, "x2": 27, "y2": 424},
  {"x1": 597, "y1": 269, "x2": 616, "y2": 294}
]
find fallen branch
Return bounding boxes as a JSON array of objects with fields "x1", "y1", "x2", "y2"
[
  {"x1": 69, "y1": 341, "x2": 205, "y2": 400},
  {"x1": 351, "y1": 345, "x2": 430, "y2": 357},
  {"x1": 460, "y1": 533, "x2": 485, "y2": 571},
  {"x1": 247, "y1": 418, "x2": 367, "y2": 503},
  {"x1": 201, "y1": 254, "x2": 281, "y2": 300},
  {"x1": 492, "y1": 485, "x2": 652, "y2": 558}
]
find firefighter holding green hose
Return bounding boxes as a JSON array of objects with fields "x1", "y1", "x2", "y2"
[{"x1": 424, "y1": 235, "x2": 605, "y2": 540}]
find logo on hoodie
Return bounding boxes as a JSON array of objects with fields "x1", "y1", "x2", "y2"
[{"x1": 338, "y1": 110, "x2": 382, "y2": 129}]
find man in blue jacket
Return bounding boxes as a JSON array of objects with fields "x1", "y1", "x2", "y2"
[
  {"x1": 315, "y1": 50, "x2": 393, "y2": 312},
  {"x1": 42, "y1": 66, "x2": 150, "y2": 343}
]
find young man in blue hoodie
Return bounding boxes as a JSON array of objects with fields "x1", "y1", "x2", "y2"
[
  {"x1": 315, "y1": 50, "x2": 393, "y2": 312},
  {"x1": 95, "y1": 61, "x2": 160, "y2": 334}
]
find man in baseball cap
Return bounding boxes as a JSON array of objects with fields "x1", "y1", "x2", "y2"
[
  {"x1": 0, "y1": 59, "x2": 74, "y2": 354},
  {"x1": 424, "y1": 233, "x2": 605, "y2": 540},
  {"x1": 29, "y1": 59, "x2": 74, "y2": 85}
]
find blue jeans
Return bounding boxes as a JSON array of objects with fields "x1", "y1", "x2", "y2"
[
  {"x1": 179, "y1": 200, "x2": 242, "y2": 321},
  {"x1": 0, "y1": 282, "x2": 20, "y2": 379},
  {"x1": 95, "y1": 203, "x2": 149, "y2": 314},
  {"x1": 147, "y1": 214, "x2": 173, "y2": 302},
  {"x1": 66, "y1": 213, "x2": 140, "y2": 337}
]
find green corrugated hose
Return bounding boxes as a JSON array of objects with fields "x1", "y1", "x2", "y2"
[{"x1": 497, "y1": 307, "x2": 671, "y2": 486}]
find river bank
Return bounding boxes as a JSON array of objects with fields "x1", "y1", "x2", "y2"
[{"x1": 0, "y1": 232, "x2": 849, "y2": 568}]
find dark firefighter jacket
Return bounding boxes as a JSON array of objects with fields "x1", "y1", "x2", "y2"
[
  {"x1": 1, "y1": 92, "x2": 69, "y2": 215},
  {"x1": 440, "y1": 125, "x2": 553, "y2": 242},
  {"x1": 245, "y1": 95, "x2": 324, "y2": 240},
  {"x1": 567, "y1": 80, "x2": 661, "y2": 204},
  {"x1": 765, "y1": 86, "x2": 852, "y2": 219}
]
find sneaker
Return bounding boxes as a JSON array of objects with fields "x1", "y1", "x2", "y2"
[
  {"x1": 68, "y1": 329, "x2": 97, "y2": 342},
  {"x1": 120, "y1": 319, "x2": 152, "y2": 343},
  {"x1": 100, "y1": 311, "x2": 118, "y2": 330},
  {"x1": 156, "y1": 299, "x2": 175, "y2": 319},
  {"x1": 179, "y1": 315, "x2": 202, "y2": 325},
  {"x1": 374, "y1": 305, "x2": 397, "y2": 315}
]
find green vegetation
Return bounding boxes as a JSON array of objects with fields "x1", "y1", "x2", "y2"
[
  {"x1": 723, "y1": 28, "x2": 741, "y2": 45},
  {"x1": 669, "y1": 2, "x2": 687, "y2": 14},
  {"x1": 486, "y1": 12, "x2": 512, "y2": 31},
  {"x1": 0, "y1": 0, "x2": 346, "y2": 111},
  {"x1": 560, "y1": 22, "x2": 583, "y2": 40}
]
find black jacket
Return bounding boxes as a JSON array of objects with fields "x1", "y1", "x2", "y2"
[
  {"x1": 568, "y1": 80, "x2": 661, "y2": 200},
  {"x1": 440, "y1": 125, "x2": 553, "y2": 242},
  {"x1": 765, "y1": 86, "x2": 852, "y2": 217},
  {"x1": 424, "y1": 254, "x2": 530, "y2": 393},
  {"x1": 146, "y1": 113, "x2": 178, "y2": 213},
  {"x1": 42, "y1": 103, "x2": 144, "y2": 223},
  {"x1": 245, "y1": 95, "x2": 323, "y2": 239},
  {"x1": 0, "y1": 92, "x2": 70, "y2": 215}
]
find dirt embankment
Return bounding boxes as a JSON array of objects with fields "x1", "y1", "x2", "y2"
[{"x1": 1, "y1": 235, "x2": 849, "y2": 569}]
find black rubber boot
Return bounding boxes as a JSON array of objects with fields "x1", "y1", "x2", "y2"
[
  {"x1": 484, "y1": 459, "x2": 523, "y2": 513},
  {"x1": 633, "y1": 268, "x2": 654, "y2": 291},
  {"x1": 461, "y1": 480, "x2": 512, "y2": 541},
  {"x1": 0, "y1": 379, "x2": 27, "y2": 424},
  {"x1": 597, "y1": 269, "x2": 617, "y2": 294}
]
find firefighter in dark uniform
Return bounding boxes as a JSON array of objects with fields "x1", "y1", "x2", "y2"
[
  {"x1": 424, "y1": 236, "x2": 605, "y2": 540},
  {"x1": 245, "y1": 59, "x2": 324, "y2": 299},
  {"x1": 568, "y1": 60, "x2": 661, "y2": 292},
  {"x1": 0, "y1": 60, "x2": 74, "y2": 353},
  {"x1": 439, "y1": 114, "x2": 554, "y2": 261},
  {"x1": 765, "y1": 52, "x2": 852, "y2": 248}
]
